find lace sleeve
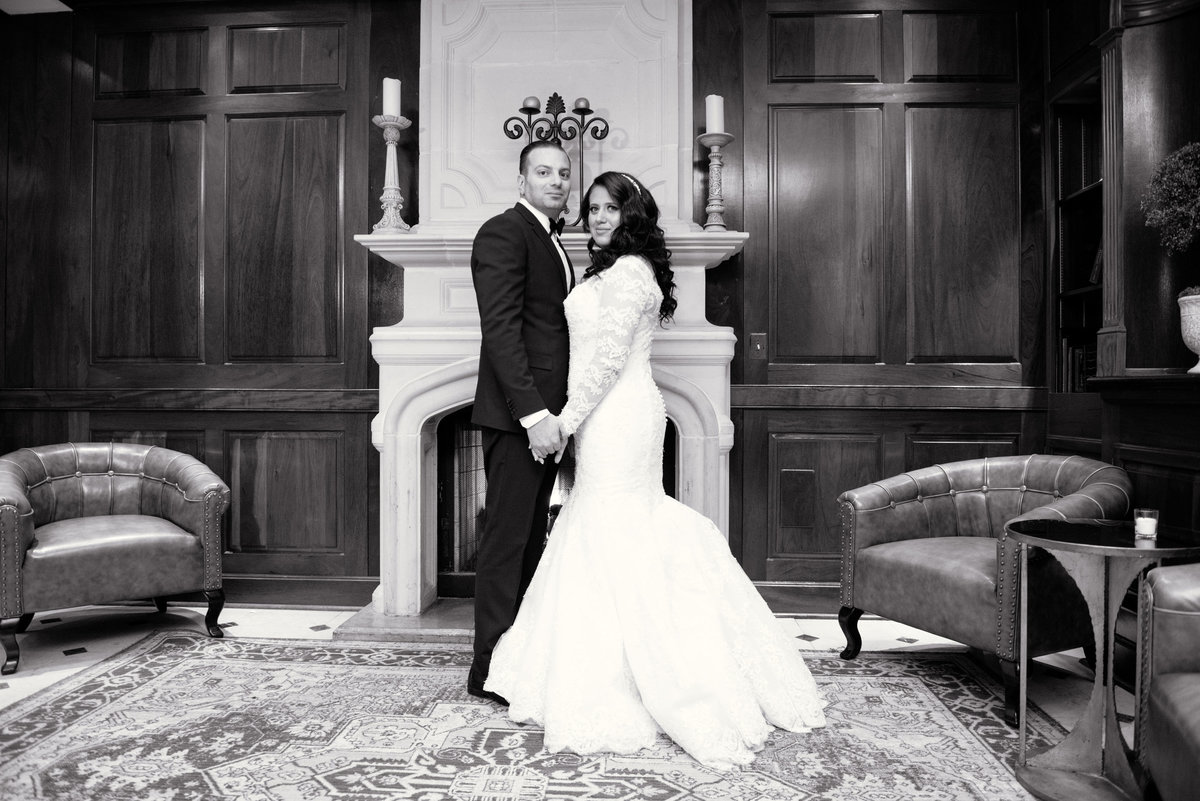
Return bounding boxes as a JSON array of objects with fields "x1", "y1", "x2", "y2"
[{"x1": 559, "y1": 257, "x2": 657, "y2": 436}]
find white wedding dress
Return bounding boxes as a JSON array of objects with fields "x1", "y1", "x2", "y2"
[{"x1": 485, "y1": 255, "x2": 827, "y2": 770}]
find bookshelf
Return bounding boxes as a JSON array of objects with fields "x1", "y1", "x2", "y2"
[{"x1": 1051, "y1": 73, "x2": 1102, "y2": 393}]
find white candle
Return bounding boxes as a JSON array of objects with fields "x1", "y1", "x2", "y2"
[
  {"x1": 383, "y1": 78, "x2": 401, "y2": 118},
  {"x1": 1134, "y1": 517, "x2": 1157, "y2": 536},
  {"x1": 705, "y1": 94, "x2": 725, "y2": 133}
]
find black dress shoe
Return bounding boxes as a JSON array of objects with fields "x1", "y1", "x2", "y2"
[{"x1": 467, "y1": 683, "x2": 509, "y2": 706}]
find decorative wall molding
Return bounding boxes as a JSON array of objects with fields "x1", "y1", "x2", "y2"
[{"x1": 418, "y1": 0, "x2": 696, "y2": 233}]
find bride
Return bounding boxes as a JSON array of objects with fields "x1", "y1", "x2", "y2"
[{"x1": 484, "y1": 171, "x2": 827, "y2": 770}]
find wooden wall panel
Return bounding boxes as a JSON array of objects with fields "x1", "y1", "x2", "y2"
[
  {"x1": 768, "y1": 433, "x2": 882, "y2": 582},
  {"x1": 770, "y1": 12, "x2": 881, "y2": 81},
  {"x1": 229, "y1": 430, "x2": 342, "y2": 556},
  {"x1": 0, "y1": 2, "x2": 384, "y2": 606},
  {"x1": 907, "y1": 105, "x2": 1019, "y2": 362},
  {"x1": 3, "y1": 15, "x2": 82, "y2": 388},
  {"x1": 95, "y1": 29, "x2": 205, "y2": 96},
  {"x1": 1119, "y1": 454, "x2": 1200, "y2": 533},
  {"x1": 229, "y1": 23, "x2": 344, "y2": 92},
  {"x1": 226, "y1": 114, "x2": 342, "y2": 361},
  {"x1": 88, "y1": 429, "x2": 205, "y2": 463},
  {"x1": 75, "y1": 1, "x2": 368, "y2": 389},
  {"x1": 906, "y1": 434, "x2": 1019, "y2": 467},
  {"x1": 903, "y1": 12, "x2": 1016, "y2": 82},
  {"x1": 1098, "y1": 378, "x2": 1200, "y2": 536},
  {"x1": 740, "y1": 0, "x2": 1035, "y2": 596},
  {"x1": 0, "y1": 412, "x2": 71, "y2": 458},
  {"x1": 772, "y1": 106, "x2": 883, "y2": 362},
  {"x1": 93, "y1": 118, "x2": 204, "y2": 361},
  {"x1": 744, "y1": 0, "x2": 1024, "y2": 387},
  {"x1": 739, "y1": 405, "x2": 1037, "y2": 584},
  {"x1": 86, "y1": 408, "x2": 375, "y2": 580}
]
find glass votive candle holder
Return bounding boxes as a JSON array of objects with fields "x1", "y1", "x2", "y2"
[{"x1": 1134, "y1": 508, "x2": 1159, "y2": 539}]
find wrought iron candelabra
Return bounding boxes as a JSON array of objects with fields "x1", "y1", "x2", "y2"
[
  {"x1": 503, "y1": 93, "x2": 609, "y2": 226},
  {"x1": 372, "y1": 114, "x2": 412, "y2": 233}
]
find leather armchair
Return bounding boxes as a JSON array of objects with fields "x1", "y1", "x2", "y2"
[
  {"x1": 838, "y1": 454, "x2": 1132, "y2": 724},
  {"x1": 1138, "y1": 563, "x2": 1200, "y2": 801},
  {"x1": 0, "y1": 442, "x2": 231, "y2": 674}
]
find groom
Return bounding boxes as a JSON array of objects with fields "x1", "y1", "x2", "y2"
[{"x1": 468, "y1": 140, "x2": 575, "y2": 704}]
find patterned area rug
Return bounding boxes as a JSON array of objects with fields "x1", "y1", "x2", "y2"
[{"x1": 0, "y1": 633, "x2": 1061, "y2": 801}]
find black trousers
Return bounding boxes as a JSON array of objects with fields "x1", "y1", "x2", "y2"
[{"x1": 471, "y1": 425, "x2": 559, "y2": 680}]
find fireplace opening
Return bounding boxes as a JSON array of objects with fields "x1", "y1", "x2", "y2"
[{"x1": 435, "y1": 405, "x2": 678, "y2": 597}]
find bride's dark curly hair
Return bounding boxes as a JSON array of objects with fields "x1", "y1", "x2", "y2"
[{"x1": 581, "y1": 171, "x2": 677, "y2": 324}]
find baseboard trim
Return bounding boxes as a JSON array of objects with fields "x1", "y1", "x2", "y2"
[{"x1": 167, "y1": 576, "x2": 379, "y2": 609}]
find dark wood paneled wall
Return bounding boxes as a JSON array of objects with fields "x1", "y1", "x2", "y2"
[
  {"x1": 1095, "y1": 378, "x2": 1200, "y2": 534},
  {"x1": 5, "y1": 0, "x2": 1193, "y2": 610},
  {"x1": 732, "y1": 0, "x2": 1046, "y2": 601},
  {"x1": 0, "y1": 0, "x2": 422, "y2": 606}
]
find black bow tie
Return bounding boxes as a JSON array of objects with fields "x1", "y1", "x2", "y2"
[{"x1": 548, "y1": 218, "x2": 565, "y2": 236}]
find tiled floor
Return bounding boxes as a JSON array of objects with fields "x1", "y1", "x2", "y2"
[{"x1": 0, "y1": 602, "x2": 1125, "y2": 738}]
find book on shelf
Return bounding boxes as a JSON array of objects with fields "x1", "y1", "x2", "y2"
[
  {"x1": 1088, "y1": 247, "x2": 1103, "y2": 284},
  {"x1": 1064, "y1": 342, "x2": 1098, "y2": 392}
]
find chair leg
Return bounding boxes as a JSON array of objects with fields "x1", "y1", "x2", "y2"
[
  {"x1": 1000, "y1": 657, "x2": 1020, "y2": 726},
  {"x1": 1, "y1": 614, "x2": 34, "y2": 675},
  {"x1": 203, "y1": 589, "x2": 225, "y2": 638},
  {"x1": 839, "y1": 606, "x2": 864, "y2": 659}
]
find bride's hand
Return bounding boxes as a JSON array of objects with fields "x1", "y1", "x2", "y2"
[{"x1": 528, "y1": 414, "x2": 566, "y2": 462}]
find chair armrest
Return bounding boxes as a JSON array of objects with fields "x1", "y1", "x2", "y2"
[
  {"x1": 1006, "y1": 463, "x2": 1132, "y2": 524},
  {"x1": 992, "y1": 466, "x2": 1132, "y2": 660},
  {"x1": 838, "y1": 474, "x2": 937, "y2": 552},
  {"x1": 838, "y1": 472, "x2": 948, "y2": 608},
  {"x1": 1144, "y1": 563, "x2": 1200, "y2": 677},
  {"x1": 0, "y1": 459, "x2": 37, "y2": 617},
  {"x1": 138, "y1": 448, "x2": 231, "y2": 591}
]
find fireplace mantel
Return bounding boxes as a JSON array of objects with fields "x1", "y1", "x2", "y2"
[{"x1": 355, "y1": 228, "x2": 746, "y2": 616}]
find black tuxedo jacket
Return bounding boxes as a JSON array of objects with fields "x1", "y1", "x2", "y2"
[{"x1": 471, "y1": 203, "x2": 574, "y2": 433}]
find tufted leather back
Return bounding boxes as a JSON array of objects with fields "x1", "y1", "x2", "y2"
[
  {"x1": 0, "y1": 442, "x2": 229, "y2": 528},
  {"x1": 839, "y1": 454, "x2": 1132, "y2": 551}
]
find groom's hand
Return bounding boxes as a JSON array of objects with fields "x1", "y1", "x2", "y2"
[{"x1": 527, "y1": 415, "x2": 566, "y2": 461}]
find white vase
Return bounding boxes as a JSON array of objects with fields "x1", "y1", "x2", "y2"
[{"x1": 1180, "y1": 294, "x2": 1200, "y2": 375}]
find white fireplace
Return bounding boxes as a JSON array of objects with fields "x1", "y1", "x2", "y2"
[{"x1": 354, "y1": 0, "x2": 746, "y2": 618}]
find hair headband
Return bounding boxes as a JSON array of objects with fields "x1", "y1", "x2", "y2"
[{"x1": 621, "y1": 173, "x2": 643, "y2": 194}]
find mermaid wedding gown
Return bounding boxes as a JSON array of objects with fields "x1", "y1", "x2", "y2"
[{"x1": 485, "y1": 255, "x2": 827, "y2": 770}]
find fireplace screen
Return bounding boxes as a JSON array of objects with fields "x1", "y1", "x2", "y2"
[{"x1": 437, "y1": 407, "x2": 485, "y2": 576}]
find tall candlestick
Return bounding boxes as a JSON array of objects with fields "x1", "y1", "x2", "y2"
[
  {"x1": 382, "y1": 78, "x2": 401, "y2": 118},
  {"x1": 705, "y1": 94, "x2": 725, "y2": 134},
  {"x1": 371, "y1": 112, "x2": 412, "y2": 233},
  {"x1": 697, "y1": 130, "x2": 735, "y2": 231}
]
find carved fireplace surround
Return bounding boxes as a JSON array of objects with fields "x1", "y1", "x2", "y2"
[{"x1": 352, "y1": 0, "x2": 746, "y2": 620}]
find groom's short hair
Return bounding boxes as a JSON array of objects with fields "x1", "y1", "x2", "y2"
[{"x1": 519, "y1": 140, "x2": 569, "y2": 175}]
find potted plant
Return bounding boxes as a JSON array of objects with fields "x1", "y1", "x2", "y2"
[{"x1": 1141, "y1": 142, "x2": 1200, "y2": 374}]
